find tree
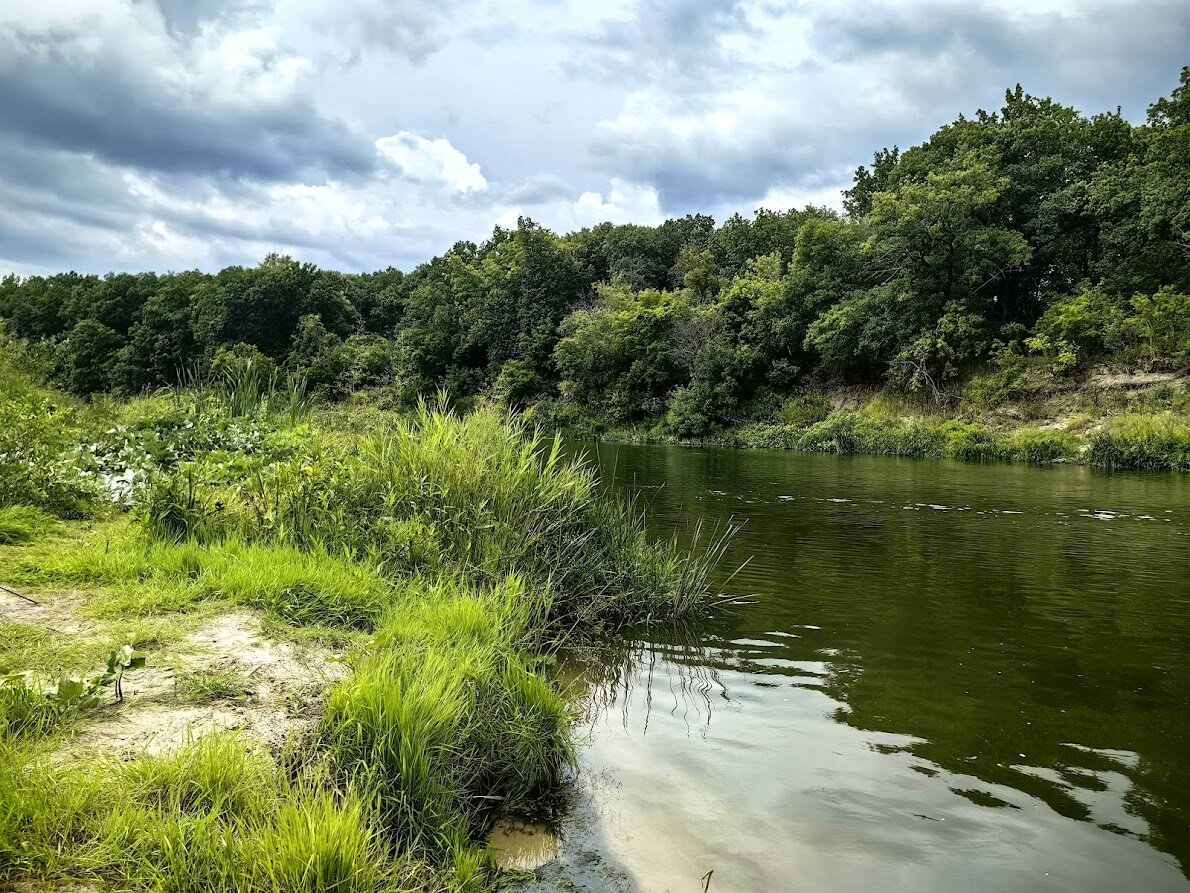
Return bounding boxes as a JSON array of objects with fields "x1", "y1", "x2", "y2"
[{"x1": 58, "y1": 320, "x2": 124, "y2": 395}]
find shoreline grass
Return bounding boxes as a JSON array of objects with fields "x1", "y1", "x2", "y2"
[
  {"x1": 0, "y1": 374, "x2": 723, "y2": 891},
  {"x1": 565, "y1": 386, "x2": 1190, "y2": 472}
]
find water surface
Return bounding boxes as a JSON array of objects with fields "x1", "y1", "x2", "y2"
[{"x1": 545, "y1": 445, "x2": 1190, "y2": 892}]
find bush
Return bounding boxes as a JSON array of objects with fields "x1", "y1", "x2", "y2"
[
  {"x1": 777, "y1": 393, "x2": 831, "y2": 427},
  {"x1": 139, "y1": 403, "x2": 720, "y2": 625},
  {"x1": 0, "y1": 394, "x2": 98, "y2": 517}
]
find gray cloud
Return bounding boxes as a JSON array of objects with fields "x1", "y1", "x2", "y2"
[
  {"x1": 589, "y1": 0, "x2": 1190, "y2": 212},
  {"x1": 810, "y1": 0, "x2": 1190, "y2": 117},
  {"x1": 153, "y1": 0, "x2": 270, "y2": 37},
  {"x1": 0, "y1": 5, "x2": 374, "y2": 183},
  {"x1": 501, "y1": 173, "x2": 575, "y2": 205},
  {"x1": 0, "y1": 0, "x2": 1186, "y2": 275},
  {"x1": 564, "y1": 0, "x2": 756, "y2": 86},
  {"x1": 297, "y1": 0, "x2": 471, "y2": 64}
]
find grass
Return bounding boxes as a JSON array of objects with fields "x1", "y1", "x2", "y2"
[
  {"x1": 0, "y1": 614, "x2": 186, "y2": 678},
  {"x1": 0, "y1": 372, "x2": 720, "y2": 891},
  {"x1": 320, "y1": 575, "x2": 573, "y2": 862},
  {"x1": 0, "y1": 734, "x2": 448, "y2": 893},
  {"x1": 0, "y1": 505, "x2": 56, "y2": 544},
  {"x1": 4, "y1": 523, "x2": 391, "y2": 627},
  {"x1": 1088, "y1": 414, "x2": 1190, "y2": 471},
  {"x1": 570, "y1": 376, "x2": 1190, "y2": 472},
  {"x1": 136, "y1": 402, "x2": 723, "y2": 627},
  {"x1": 733, "y1": 410, "x2": 1083, "y2": 465},
  {"x1": 175, "y1": 668, "x2": 255, "y2": 704}
]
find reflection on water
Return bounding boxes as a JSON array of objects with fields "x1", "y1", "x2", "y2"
[
  {"x1": 536, "y1": 445, "x2": 1190, "y2": 893},
  {"x1": 487, "y1": 817, "x2": 561, "y2": 871}
]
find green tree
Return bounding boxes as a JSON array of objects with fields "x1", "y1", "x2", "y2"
[{"x1": 58, "y1": 319, "x2": 124, "y2": 395}]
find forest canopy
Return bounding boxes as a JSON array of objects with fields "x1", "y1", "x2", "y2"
[{"x1": 2, "y1": 69, "x2": 1187, "y2": 437}]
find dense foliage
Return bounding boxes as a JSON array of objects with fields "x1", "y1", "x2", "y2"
[{"x1": 2, "y1": 70, "x2": 1188, "y2": 440}]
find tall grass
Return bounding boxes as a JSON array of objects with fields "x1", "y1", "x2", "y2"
[
  {"x1": 1089, "y1": 414, "x2": 1190, "y2": 471},
  {"x1": 140, "y1": 403, "x2": 723, "y2": 626},
  {"x1": 736, "y1": 409, "x2": 1082, "y2": 465},
  {"x1": 0, "y1": 398, "x2": 722, "y2": 892},
  {"x1": 320, "y1": 576, "x2": 572, "y2": 858},
  {"x1": 0, "y1": 735, "x2": 444, "y2": 893},
  {"x1": 0, "y1": 505, "x2": 56, "y2": 544}
]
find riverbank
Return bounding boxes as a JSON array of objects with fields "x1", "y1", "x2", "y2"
[
  {"x1": 0, "y1": 357, "x2": 721, "y2": 892},
  {"x1": 542, "y1": 370, "x2": 1190, "y2": 472}
]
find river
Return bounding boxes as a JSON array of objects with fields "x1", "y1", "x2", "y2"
[{"x1": 505, "y1": 444, "x2": 1190, "y2": 892}]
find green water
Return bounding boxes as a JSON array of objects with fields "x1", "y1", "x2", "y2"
[{"x1": 552, "y1": 444, "x2": 1190, "y2": 892}]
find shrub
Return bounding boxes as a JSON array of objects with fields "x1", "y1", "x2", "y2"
[
  {"x1": 777, "y1": 393, "x2": 831, "y2": 427},
  {"x1": 0, "y1": 394, "x2": 98, "y2": 517}
]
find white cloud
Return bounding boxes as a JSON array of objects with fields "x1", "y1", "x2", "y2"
[
  {"x1": 375, "y1": 132, "x2": 488, "y2": 193},
  {"x1": 572, "y1": 178, "x2": 662, "y2": 227}
]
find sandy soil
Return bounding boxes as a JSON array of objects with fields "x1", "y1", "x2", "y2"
[
  {"x1": 1, "y1": 589, "x2": 345, "y2": 758},
  {"x1": 1088, "y1": 369, "x2": 1184, "y2": 390}
]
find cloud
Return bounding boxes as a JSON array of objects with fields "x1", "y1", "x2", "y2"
[
  {"x1": 585, "y1": 0, "x2": 1190, "y2": 212},
  {"x1": 808, "y1": 0, "x2": 1190, "y2": 116},
  {"x1": 503, "y1": 174, "x2": 575, "y2": 205},
  {"x1": 375, "y1": 133, "x2": 488, "y2": 193},
  {"x1": 0, "y1": 0, "x2": 1186, "y2": 274},
  {"x1": 0, "y1": 1, "x2": 372, "y2": 182},
  {"x1": 572, "y1": 179, "x2": 663, "y2": 227},
  {"x1": 566, "y1": 0, "x2": 756, "y2": 86},
  {"x1": 278, "y1": 0, "x2": 467, "y2": 63}
]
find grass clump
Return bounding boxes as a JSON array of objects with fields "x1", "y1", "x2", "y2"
[
  {"x1": 321, "y1": 575, "x2": 573, "y2": 862},
  {"x1": 1089, "y1": 414, "x2": 1190, "y2": 471},
  {"x1": 175, "y1": 668, "x2": 254, "y2": 704},
  {"x1": 0, "y1": 735, "x2": 433, "y2": 893},
  {"x1": 0, "y1": 505, "x2": 56, "y2": 544},
  {"x1": 139, "y1": 403, "x2": 722, "y2": 627}
]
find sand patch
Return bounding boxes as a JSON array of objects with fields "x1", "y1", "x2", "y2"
[
  {"x1": 71, "y1": 609, "x2": 345, "y2": 757},
  {"x1": 1089, "y1": 369, "x2": 1183, "y2": 390},
  {"x1": 0, "y1": 588, "x2": 92, "y2": 636},
  {"x1": 1, "y1": 592, "x2": 346, "y2": 758}
]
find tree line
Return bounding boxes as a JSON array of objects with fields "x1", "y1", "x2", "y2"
[{"x1": 2, "y1": 69, "x2": 1187, "y2": 436}]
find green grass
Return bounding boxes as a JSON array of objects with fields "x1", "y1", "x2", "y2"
[
  {"x1": 0, "y1": 506, "x2": 57, "y2": 544},
  {"x1": 0, "y1": 384, "x2": 719, "y2": 891},
  {"x1": 320, "y1": 575, "x2": 573, "y2": 861},
  {"x1": 4, "y1": 523, "x2": 391, "y2": 627},
  {"x1": 137, "y1": 402, "x2": 722, "y2": 627},
  {"x1": 0, "y1": 734, "x2": 450, "y2": 893},
  {"x1": 731, "y1": 406, "x2": 1084, "y2": 465},
  {"x1": 175, "y1": 668, "x2": 254, "y2": 704},
  {"x1": 0, "y1": 614, "x2": 185, "y2": 678},
  {"x1": 1089, "y1": 414, "x2": 1190, "y2": 471},
  {"x1": 0, "y1": 678, "x2": 64, "y2": 741}
]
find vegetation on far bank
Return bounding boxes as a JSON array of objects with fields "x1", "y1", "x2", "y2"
[
  {"x1": 1, "y1": 70, "x2": 1187, "y2": 470},
  {"x1": 0, "y1": 348, "x2": 724, "y2": 892},
  {"x1": 561, "y1": 373, "x2": 1190, "y2": 471}
]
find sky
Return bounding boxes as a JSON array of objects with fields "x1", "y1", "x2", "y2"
[{"x1": 0, "y1": 0, "x2": 1186, "y2": 276}]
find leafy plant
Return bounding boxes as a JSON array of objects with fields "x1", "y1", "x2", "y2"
[{"x1": 1, "y1": 644, "x2": 145, "y2": 734}]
